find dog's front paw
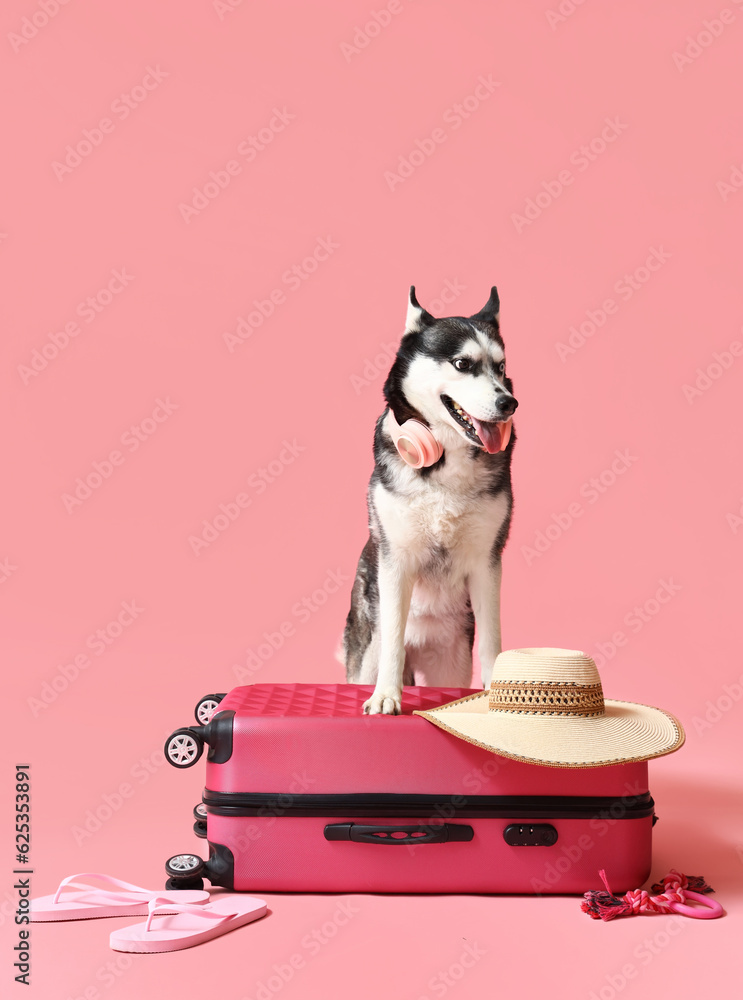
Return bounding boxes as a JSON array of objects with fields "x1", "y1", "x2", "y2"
[{"x1": 363, "y1": 689, "x2": 402, "y2": 715}]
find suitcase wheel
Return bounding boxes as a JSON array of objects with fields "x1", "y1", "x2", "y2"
[
  {"x1": 165, "y1": 854, "x2": 206, "y2": 891},
  {"x1": 192, "y1": 803, "x2": 208, "y2": 839},
  {"x1": 194, "y1": 694, "x2": 226, "y2": 726},
  {"x1": 164, "y1": 729, "x2": 204, "y2": 768}
]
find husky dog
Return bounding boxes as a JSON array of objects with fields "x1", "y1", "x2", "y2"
[{"x1": 340, "y1": 286, "x2": 518, "y2": 714}]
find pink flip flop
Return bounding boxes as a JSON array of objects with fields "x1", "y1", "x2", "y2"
[
  {"x1": 31, "y1": 873, "x2": 210, "y2": 922},
  {"x1": 110, "y1": 895, "x2": 267, "y2": 953}
]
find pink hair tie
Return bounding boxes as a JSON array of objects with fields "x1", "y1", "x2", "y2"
[{"x1": 581, "y1": 869, "x2": 723, "y2": 920}]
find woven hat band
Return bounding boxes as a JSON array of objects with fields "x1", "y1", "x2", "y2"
[{"x1": 488, "y1": 680, "x2": 605, "y2": 717}]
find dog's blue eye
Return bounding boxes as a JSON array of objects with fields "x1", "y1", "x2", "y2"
[
  {"x1": 498, "y1": 361, "x2": 505, "y2": 374},
  {"x1": 453, "y1": 358, "x2": 472, "y2": 372}
]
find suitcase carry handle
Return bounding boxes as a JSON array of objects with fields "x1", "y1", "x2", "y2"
[{"x1": 324, "y1": 823, "x2": 474, "y2": 845}]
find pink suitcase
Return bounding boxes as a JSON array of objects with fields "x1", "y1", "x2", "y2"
[{"x1": 164, "y1": 683, "x2": 656, "y2": 895}]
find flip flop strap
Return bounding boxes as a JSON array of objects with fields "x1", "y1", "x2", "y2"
[
  {"x1": 145, "y1": 897, "x2": 232, "y2": 933},
  {"x1": 53, "y1": 873, "x2": 154, "y2": 905}
]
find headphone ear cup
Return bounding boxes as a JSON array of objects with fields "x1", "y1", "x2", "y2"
[{"x1": 394, "y1": 420, "x2": 443, "y2": 468}]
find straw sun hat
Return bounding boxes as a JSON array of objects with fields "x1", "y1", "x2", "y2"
[{"x1": 414, "y1": 648, "x2": 685, "y2": 768}]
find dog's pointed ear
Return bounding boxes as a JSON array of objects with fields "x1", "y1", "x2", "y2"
[
  {"x1": 405, "y1": 286, "x2": 435, "y2": 334},
  {"x1": 470, "y1": 286, "x2": 500, "y2": 324}
]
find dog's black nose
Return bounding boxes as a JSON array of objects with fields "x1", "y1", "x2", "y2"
[{"x1": 496, "y1": 395, "x2": 518, "y2": 417}]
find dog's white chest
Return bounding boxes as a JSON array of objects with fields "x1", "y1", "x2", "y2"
[
  {"x1": 403, "y1": 486, "x2": 473, "y2": 549},
  {"x1": 372, "y1": 455, "x2": 508, "y2": 570}
]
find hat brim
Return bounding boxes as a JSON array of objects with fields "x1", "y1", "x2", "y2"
[{"x1": 414, "y1": 693, "x2": 685, "y2": 768}]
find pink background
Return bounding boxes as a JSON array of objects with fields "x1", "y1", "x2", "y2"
[{"x1": 2, "y1": 0, "x2": 741, "y2": 996}]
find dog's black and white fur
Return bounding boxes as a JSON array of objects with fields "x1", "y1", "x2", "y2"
[{"x1": 339, "y1": 286, "x2": 518, "y2": 714}]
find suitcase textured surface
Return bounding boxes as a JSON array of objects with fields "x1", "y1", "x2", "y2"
[{"x1": 192, "y1": 683, "x2": 655, "y2": 895}]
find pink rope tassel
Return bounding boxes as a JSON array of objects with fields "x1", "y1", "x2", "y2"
[{"x1": 581, "y1": 869, "x2": 715, "y2": 921}]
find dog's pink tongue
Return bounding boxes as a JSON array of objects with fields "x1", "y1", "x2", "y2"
[{"x1": 471, "y1": 417, "x2": 511, "y2": 454}]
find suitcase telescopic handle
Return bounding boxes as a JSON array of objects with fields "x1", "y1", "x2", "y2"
[{"x1": 324, "y1": 823, "x2": 474, "y2": 845}]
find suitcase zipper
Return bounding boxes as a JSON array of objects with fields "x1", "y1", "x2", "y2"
[{"x1": 202, "y1": 790, "x2": 654, "y2": 820}]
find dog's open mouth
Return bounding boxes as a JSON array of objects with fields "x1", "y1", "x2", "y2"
[{"x1": 441, "y1": 395, "x2": 511, "y2": 454}]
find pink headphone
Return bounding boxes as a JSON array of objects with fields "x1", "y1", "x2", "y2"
[
  {"x1": 385, "y1": 411, "x2": 443, "y2": 468},
  {"x1": 386, "y1": 411, "x2": 513, "y2": 468}
]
